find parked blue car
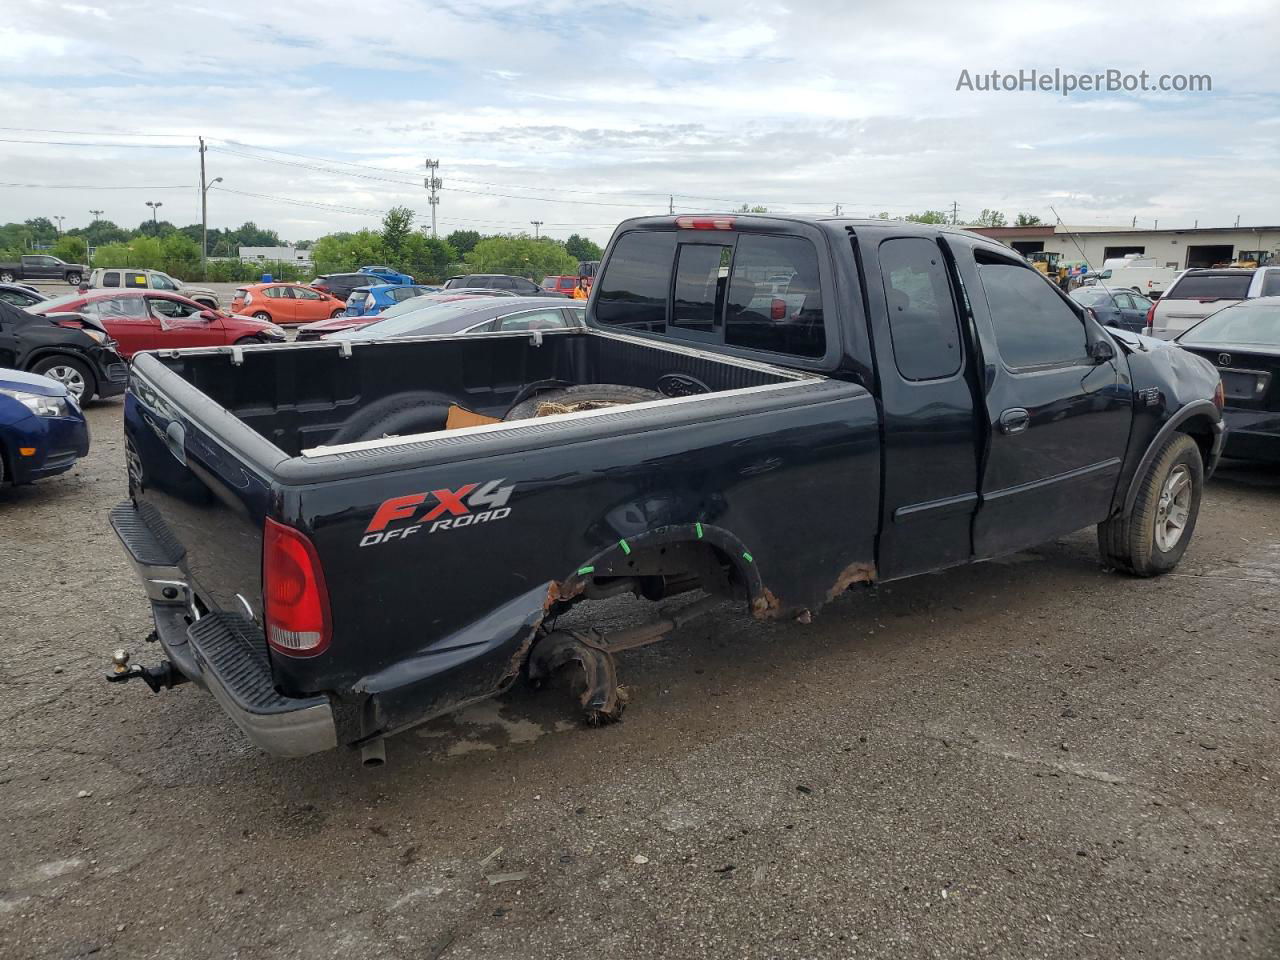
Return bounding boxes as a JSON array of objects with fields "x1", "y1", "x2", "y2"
[
  {"x1": 345, "y1": 283, "x2": 441, "y2": 317},
  {"x1": 1069, "y1": 286, "x2": 1153, "y2": 334},
  {"x1": 359, "y1": 265, "x2": 415, "y2": 286},
  {"x1": 0, "y1": 367, "x2": 90, "y2": 485}
]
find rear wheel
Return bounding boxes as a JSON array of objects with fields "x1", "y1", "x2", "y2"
[
  {"x1": 1098, "y1": 433, "x2": 1203, "y2": 576},
  {"x1": 65, "y1": 272, "x2": 83, "y2": 286},
  {"x1": 30, "y1": 355, "x2": 95, "y2": 403}
]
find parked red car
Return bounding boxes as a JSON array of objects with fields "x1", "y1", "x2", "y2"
[
  {"x1": 230, "y1": 283, "x2": 346, "y2": 326},
  {"x1": 30, "y1": 290, "x2": 286, "y2": 359}
]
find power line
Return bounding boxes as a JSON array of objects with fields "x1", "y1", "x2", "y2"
[
  {"x1": 0, "y1": 126, "x2": 195, "y2": 138},
  {"x1": 0, "y1": 181, "x2": 194, "y2": 190},
  {"x1": 0, "y1": 136, "x2": 191, "y2": 148}
]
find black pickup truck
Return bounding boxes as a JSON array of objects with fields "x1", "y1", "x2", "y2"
[
  {"x1": 107, "y1": 215, "x2": 1224, "y2": 763},
  {"x1": 0, "y1": 254, "x2": 89, "y2": 285}
]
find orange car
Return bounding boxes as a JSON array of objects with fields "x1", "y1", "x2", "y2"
[{"x1": 229, "y1": 283, "x2": 346, "y2": 326}]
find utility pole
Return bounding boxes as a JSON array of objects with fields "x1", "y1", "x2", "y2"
[
  {"x1": 833, "y1": 203, "x2": 842, "y2": 217},
  {"x1": 951, "y1": 201, "x2": 959, "y2": 225},
  {"x1": 668, "y1": 195, "x2": 674, "y2": 215},
  {"x1": 1235, "y1": 214, "x2": 1241, "y2": 228},
  {"x1": 1131, "y1": 216, "x2": 1136, "y2": 228},
  {"x1": 200, "y1": 137, "x2": 207, "y2": 277},
  {"x1": 424, "y1": 159, "x2": 441, "y2": 238},
  {"x1": 530, "y1": 220, "x2": 543, "y2": 239},
  {"x1": 53, "y1": 215, "x2": 65, "y2": 235},
  {"x1": 1154, "y1": 219, "x2": 1158, "y2": 230}
]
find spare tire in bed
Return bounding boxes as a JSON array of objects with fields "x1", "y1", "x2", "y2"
[
  {"x1": 504, "y1": 384, "x2": 664, "y2": 421},
  {"x1": 327, "y1": 391, "x2": 457, "y2": 445}
]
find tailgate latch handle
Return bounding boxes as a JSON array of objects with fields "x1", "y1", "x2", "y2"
[{"x1": 164, "y1": 421, "x2": 187, "y2": 465}]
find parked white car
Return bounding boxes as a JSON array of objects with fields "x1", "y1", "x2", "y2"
[{"x1": 1146, "y1": 266, "x2": 1280, "y2": 339}]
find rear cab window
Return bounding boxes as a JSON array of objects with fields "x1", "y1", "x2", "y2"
[
  {"x1": 1166, "y1": 273, "x2": 1252, "y2": 300},
  {"x1": 594, "y1": 227, "x2": 828, "y2": 360}
]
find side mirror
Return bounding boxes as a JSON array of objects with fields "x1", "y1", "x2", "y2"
[{"x1": 1088, "y1": 338, "x2": 1115, "y2": 363}]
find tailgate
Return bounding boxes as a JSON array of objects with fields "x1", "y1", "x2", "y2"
[{"x1": 123, "y1": 356, "x2": 286, "y2": 618}]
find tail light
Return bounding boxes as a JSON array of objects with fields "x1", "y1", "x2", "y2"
[
  {"x1": 770, "y1": 297, "x2": 787, "y2": 321},
  {"x1": 674, "y1": 215, "x2": 736, "y2": 230},
  {"x1": 1213, "y1": 379, "x2": 1225, "y2": 411},
  {"x1": 365, "y1": 293, "x2": 377, "y2": 311},
  {"x1": 1143, "y1": 301, "x2": 1157, "y2": 336},
  {"x1": 263, "y1": 518, "x2": 330, "y2": 657}
]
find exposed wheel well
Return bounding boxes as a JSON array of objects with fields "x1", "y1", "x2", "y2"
[{"x1": 1178, "y1": 414, "x2": 1217, "y2": 465}]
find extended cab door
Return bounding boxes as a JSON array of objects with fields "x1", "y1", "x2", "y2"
[
  {"x1": 956, "y1": 244, "x2": 1133, "y2": 558},
  {"x1": 862, "y1": 232, "x2": 981, "y2": 580},
  {"x1": 22, "y1": 256, "x2": 56, "y2": 280}
]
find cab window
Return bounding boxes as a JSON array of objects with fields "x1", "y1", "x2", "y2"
[
  {"x1": 102, "y1": 271, "x2": 120, "y2": 288},
  {"x1": 724, "y1": 234, "x2": 826, "y2": 358},
  {"x1": 124, "y1": 273, "x2": 149, "y2": 288},
  {"x1": 977, "y1": 254, "x2": 1089, "y2": 369},
  {"x1": 878, "y1": 237, "x2": 962, "y2": 380}
]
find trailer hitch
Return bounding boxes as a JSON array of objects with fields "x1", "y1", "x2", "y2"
[{"x1": 104, "y1": 648, "x2": 188, "y2": 693}]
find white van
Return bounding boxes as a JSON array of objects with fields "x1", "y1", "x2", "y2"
[{"x1": 1098, "y1": 256, "x2": 1181, "y2": 298}]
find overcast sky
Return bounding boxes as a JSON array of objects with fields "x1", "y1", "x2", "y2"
[{"x1": 1, "y1": 0, "x2": 1276, "y2": 244}]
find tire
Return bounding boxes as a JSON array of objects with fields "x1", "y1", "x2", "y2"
[
  {"x1": 65, "y1": 272, "x2": 82, "y2": 286},
  {"x1": 1098, "y1": 433, "x2": 1203, "y2": 576},
  {"x1": 30, "y1": 355, "x2": 96, "y2": 403},
  {"x1": 331, "y1": 309, "x2": 345, "y2": 319},
  {"x1": 504, "y1": 384, "x2": 663, "y2": 421},
  {"x1": 327, "y1": 391, "x2": 457, "y2": 445},
  {"x1": 252, "y1": 311, "x2": 272, "y2": 321},
  {"x1": 0, "y1": 271, "x2": 14, "y2": 283},
  {"x1": 234, "y1": 335, "x2": 266, "y2": 346}
]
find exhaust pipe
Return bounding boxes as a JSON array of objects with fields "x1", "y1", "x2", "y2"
[{"x1": 360, "y1": 738, "x2": 386, "y2": 768}]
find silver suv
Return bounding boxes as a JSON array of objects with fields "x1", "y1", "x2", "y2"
[
  {"x1": 1147, "y1": 265, "x2": 1280, "y2": 339},
  {"x1": 87, "y1": 268, "x2": 220, "y2": 310}
]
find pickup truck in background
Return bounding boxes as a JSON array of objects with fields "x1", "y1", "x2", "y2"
[
  {"x1": 107, "y1": 215, "x2": 1225, "y2": 763},
  {"x1": 0, "y1": 254, "x2": 89, "y2": 286}
]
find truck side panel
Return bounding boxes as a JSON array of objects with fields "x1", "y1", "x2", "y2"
[{"x1": 281, "y1": 381, "x2": 880, "y2": 734}]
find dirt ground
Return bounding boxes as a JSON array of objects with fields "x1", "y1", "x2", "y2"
[{"x1": 1, "y1": 399, "x2": 1277, "y2": 960}]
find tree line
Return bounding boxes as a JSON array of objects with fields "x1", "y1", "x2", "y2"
[{"x1": 0, "y1": 208, "x2": 605, "y2": 284}]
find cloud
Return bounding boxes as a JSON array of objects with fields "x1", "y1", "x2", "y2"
[{"x1": 0, "y1": 0, "x2": 1275, "y2": 242}]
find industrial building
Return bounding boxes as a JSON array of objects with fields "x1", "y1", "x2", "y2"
[{"x1": 969, "y1": 224, "x2": 1279, "y2": 270}]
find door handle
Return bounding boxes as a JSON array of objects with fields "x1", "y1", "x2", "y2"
[{"x1": 998, "y1": 407, "x2": 1030, "y2": 435}]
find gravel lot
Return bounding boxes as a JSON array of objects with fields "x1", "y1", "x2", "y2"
[{"x1": 1, "y1": 399, "x2": 1277, "y2": 960}]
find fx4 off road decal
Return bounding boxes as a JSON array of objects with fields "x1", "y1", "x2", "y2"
[{"x1": 360, "y1": 480, "x2": 514, "y2": 547}]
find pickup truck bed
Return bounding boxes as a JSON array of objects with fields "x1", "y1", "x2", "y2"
[{"x1": 110, "y1": 214, "x2": 1225, "y2": 763}]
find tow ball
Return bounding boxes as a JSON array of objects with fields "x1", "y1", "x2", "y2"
[{"x1": 105, "y1": 648, "x2": 187, "y2": 693}]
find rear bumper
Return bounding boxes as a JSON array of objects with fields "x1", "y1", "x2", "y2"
[
  {"x1": 1221, "y1": 408, "x2": 1280, "y2": 462},
  {"x1": 109, "y1": 500, "x2": 337, "y2": 757}
]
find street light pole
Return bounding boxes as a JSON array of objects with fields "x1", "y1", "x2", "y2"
[
  {"x1": 89, "y1": 209, "x2": 104, "y2": 222},
  {"x1": 199, "y1": 138, "x2": 223, "y2": 279},
  {"x1": 530, "y1": 220, "x2": 543, "y2": 239},
  {"x1": 53, "y1": 215, "x2": 65, "y2": 236},
  {"x1": 145, "y1": 201, "x2": 163, "y2": 229}
]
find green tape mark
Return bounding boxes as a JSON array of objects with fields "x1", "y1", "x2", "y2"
[
  {"x1": 619, "y1": 539, "x2": 632, "y2": 555},
  {"x1": 577, "y1": 565, "x2": 595, "y2": 576},
  {"x1": 742, "y1": 551, "x2": 754, "y2": 563},
  {"x1": 695, "y1": 522, "x2": 704, "y2": 539}
]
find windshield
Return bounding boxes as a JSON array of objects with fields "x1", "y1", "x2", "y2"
[
  {"x1": 1179, "y1": 300, "x2": 1280, "y2": 348},
  {"x1": 332, "y1": 299, "x2": 491, "y2": 340},
  {"x1": 1167, "y1": 274, "x2": 1252, "y2": 300}
]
